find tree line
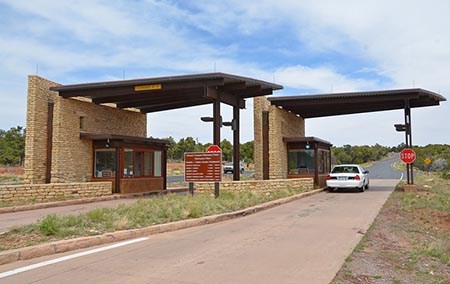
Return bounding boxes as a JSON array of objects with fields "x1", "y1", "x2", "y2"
[
  {"x1": 165, "y1": 136, "x2": 254, "y2": 164},
  {"x1": 332, "y1": 143, "x2": 450, "y2": 172}
]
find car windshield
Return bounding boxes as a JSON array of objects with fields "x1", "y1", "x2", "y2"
[{"x1": 331, "y1": 166, "x2": 360, "y2": 174}]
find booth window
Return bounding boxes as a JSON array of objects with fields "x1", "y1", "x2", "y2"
[
  {"x1": 94, "y1": 148, "x2": 116, "y2": 178},
  {"x1": 124, "y1": 148, "x2": 134, "y2": 177},
  {"x1": 288, "y1": 149, "x2": 315, "y2": 174},
  {"x1": 318, "y1": 150, "x2": 330, "y2": 174},
  {"x1": 124, "y1": 149, "x2": 160, "y2": 178},
  {"x1": 154, "y1": 151, "x2": 162, "y2": 177}
]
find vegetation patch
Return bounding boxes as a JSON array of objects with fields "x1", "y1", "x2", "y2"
[
  {"x1": 332, "y1": 173, "x2": 450, "y2": 283},
  {"x1": 0, "y1": 186, "x2": 309, "y2": 251}
]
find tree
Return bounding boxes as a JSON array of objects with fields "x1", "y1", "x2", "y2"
[
  {"x1": 240, "y1": 141, "x2": 254, "y2": 164},
  {"x1": 220, "y1": 139, "x2": 233, "y2": 161},
  {"x1": 0, "y1": 126, "x2": 26, "y2": 165}
]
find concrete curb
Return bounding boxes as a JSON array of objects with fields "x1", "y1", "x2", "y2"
[
  {"x1": 0, "y1": 188, "x2": 187, "y2": 214},
  {"x1": 0, "y1": 188, "x2": 324, "y2": 265}
]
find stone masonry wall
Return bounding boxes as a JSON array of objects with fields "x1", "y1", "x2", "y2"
[
  {"x1": 0, "y1": 182, "x2": 112, "y2": 203},
  {"x1": 253, "y1": 96, "x2": 305, "y2": 180},
  {"x1": 194, "y1": 178, "x2": 314, "y2": 193},
  {"x1": 25, "y1": 76, "x2": 147, "y2": 184}
]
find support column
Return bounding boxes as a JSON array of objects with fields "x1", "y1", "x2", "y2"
[
  {"x1": 45, "y1": 100, "x2": 54, "y2": 184},
  {"x1": 233, "y1": 104, "x2": 240, "y2": 181},
  {"x1": 213, "y1": 98, "x2": 221, "y2": 198},
  {"x1": 262, "y1": 111, "x2": 269, "y2": 180}
]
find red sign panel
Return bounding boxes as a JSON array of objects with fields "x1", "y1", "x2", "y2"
[
  {"x1": 400, "y1": 148, "x2": 416, "y2": 164},
  {"x1": 206, "y1": 145, "x2": 222, "y2": 152},
  {"x1": 184, "y1": 152, "x2": 222, "y2": 182}
]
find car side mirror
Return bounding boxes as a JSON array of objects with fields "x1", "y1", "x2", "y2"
[{"x1": 364, "y1": 170, "x2": 369, "y2": 174}]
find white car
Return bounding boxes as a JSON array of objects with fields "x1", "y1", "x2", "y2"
[
  {"x1": 223, "y1": 162, "x2": 245, "y2": 174},
  {"x1": 326, "y1": 164, "x2": 369, "y2": 192}
]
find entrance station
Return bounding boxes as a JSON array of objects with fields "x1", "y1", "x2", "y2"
[
  {"x1": 258, "y1": 88, "x2": 446, "y2": 186},
  {"x1": 25, "y1": 73, "x2": 281, "y2": 194}
]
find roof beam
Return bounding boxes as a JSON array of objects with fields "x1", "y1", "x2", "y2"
[
  {"x1": 139, "y1": 98, "x2": 211, "y2": 113},
  {"x1": 96, "y1": 88, "x2": 203, "y2": 105},
  {"x1": 232, "y1": 86, "x2": 273, "y2": 98},
  {"x1": 205, "y1": 87, "x2": 245, "y2": 109}
]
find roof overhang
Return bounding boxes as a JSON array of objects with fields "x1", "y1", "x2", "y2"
[
  {"x1": 268, "y1": 88, "x2": 446, "y2": 118},
  {"x1": 51, "y1": 72, "x2": 282, "y2": 113},
  {"x1": 283, "y1": 136, "x2": 332, "y2": 147},
  {"x1": 80, "y1": 132, "x2": 169, "y2": 146}
]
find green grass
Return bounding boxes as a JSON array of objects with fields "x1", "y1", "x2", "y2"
[
  {"x1": 0, "y1": 186, "x2": 309, "y2": 250},
  {"x1": 397, "y1": 173, "x2": 450, "y2": 270}
]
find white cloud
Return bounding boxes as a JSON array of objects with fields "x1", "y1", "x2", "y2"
[
  {"x1": 0, "y1": 0, "x2": 448, "y2": 145},
  {"x1": 274, "y1": 65, "x2": 379, "y2": 93}
]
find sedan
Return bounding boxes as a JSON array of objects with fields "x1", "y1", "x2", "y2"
[{"x1": 326, "y1": 164, "x2": 369, "y2": 192}]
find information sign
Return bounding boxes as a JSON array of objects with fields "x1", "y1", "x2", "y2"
[{"x1": 184, "y1": 152, "x2": 222, "y2": 182}]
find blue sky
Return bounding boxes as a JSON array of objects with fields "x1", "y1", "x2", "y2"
[{"x1": 0, "y1": 0, "x2": 448, "y2": 146}]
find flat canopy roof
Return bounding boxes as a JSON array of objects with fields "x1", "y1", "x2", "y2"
[
  {"x1": 80, "y1": 132, "x2": 169, "y2": 145},
  {"x1": 283, "y1": 136, "x2": 332, "y2": 146},
  {"x1": 268, "y1": 88, "x2": 446, "y2": 118},
  {"x1": 51, "y1": 72, "x2": 282, "y2": 113}
]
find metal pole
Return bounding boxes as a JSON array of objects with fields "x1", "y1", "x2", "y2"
[
  {"x1": 406, "y1": 103, "x2": 414, "y2": 184},
  {"x1": 213, "y1": 99, "x2": 221, "y2": 198},
  {"x1": 189, "y1": 182, "x2": 194, "y2": 196},
  {"x1": 404, "y1": 101, "x2": 410, "y2": 184},
  {"x1": 233, "y1": 104, "x2": 240, "y2": 181}
]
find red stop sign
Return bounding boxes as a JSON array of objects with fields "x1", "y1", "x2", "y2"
[
  {"x1": 206, "y1": 145, "x2": 221, "y2": 152},
  {"x1": 400, "y1": 148, "x2": 416, "y2": 164}
]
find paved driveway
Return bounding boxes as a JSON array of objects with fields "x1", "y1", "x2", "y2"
[{"x1": 0, "y1": 179, "x2": 398, "y2": 284}]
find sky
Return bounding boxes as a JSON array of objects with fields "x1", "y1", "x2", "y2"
[{"x1": 0, "y1": 0, "x2": 449, "y2": 146}]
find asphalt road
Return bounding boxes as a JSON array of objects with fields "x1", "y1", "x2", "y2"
[
  {"x1": 0, "y1": 179, "x2": 398, "y2": 284},
  {"x1": 365, "y1": 154, "x2": 405, "y2": 180}
]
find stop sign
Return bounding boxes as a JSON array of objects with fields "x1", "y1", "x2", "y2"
[
  {"x1": 206, "y1": 145, "x2": 221, "y2": 152},
  {"x1": 400, "y1": 148, "x2": 416, "y2": 164}
]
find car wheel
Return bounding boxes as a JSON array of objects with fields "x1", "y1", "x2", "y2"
[
  {"x1": 365, "y1": 182, "x2": 369, "y2": 190},
  {"x1": 358, "y1": 185, "x2": 365, "y2": 192},
  {"x1": 327, "y1": 187, "x2": 334, "y2": 192}
]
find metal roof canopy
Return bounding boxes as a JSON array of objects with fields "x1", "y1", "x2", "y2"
[
  {"x1": 52, "y1": 72, "x2": 282, "y2": 186},
  {"x1": 269, "y1": 88, "x2": 446, "y2": 185},
  {"x1": 51, "y1": 72, "x2": 282, "y2": 112},
  {"x1": 268, "y1": 88, "x2": 445, "y2": 118},
  {"x1": 80, "y1": 132, "x2": 170, "y2": 145}
]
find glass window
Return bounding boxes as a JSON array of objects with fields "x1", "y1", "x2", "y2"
[
  {"x1": 319, "y1": 150, "x2": 330, "y2": 174},
  {"x1": 94, "y1": 148, "x2": 116, "y2": 178},
  {"x1": 135, "y1": 152, "x2": 143, "y2": 177},
  {"x1": 144, "y1": 152, "x2": 153, "y2": 176},
  {"x1": 288, "y1": 149, "x2": 315, "y2": 175},
  {"x1": 124, "y1": 148, "x2": 134, "y2": 177},
  {"x1": 154, "y1": 151, "x2": 162, "y2": 177}
]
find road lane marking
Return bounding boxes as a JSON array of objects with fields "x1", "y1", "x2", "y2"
[{"x1": 0, "y1": 237, "x2": 149, "y2": 279}]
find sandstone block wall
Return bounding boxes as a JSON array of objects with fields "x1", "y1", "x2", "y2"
[
  {"x1": 194, "y1": 178, "x2": 314, "y2": 193},
  {"x1": 253, "y1": 97, "x2": 305, "y2": 180},
  {"x1": 0, "y1": 182, "x2": 112, "y2": 203},
  {"x1": 25, "y1": 76, "x2": 147, "y2": 184}
]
